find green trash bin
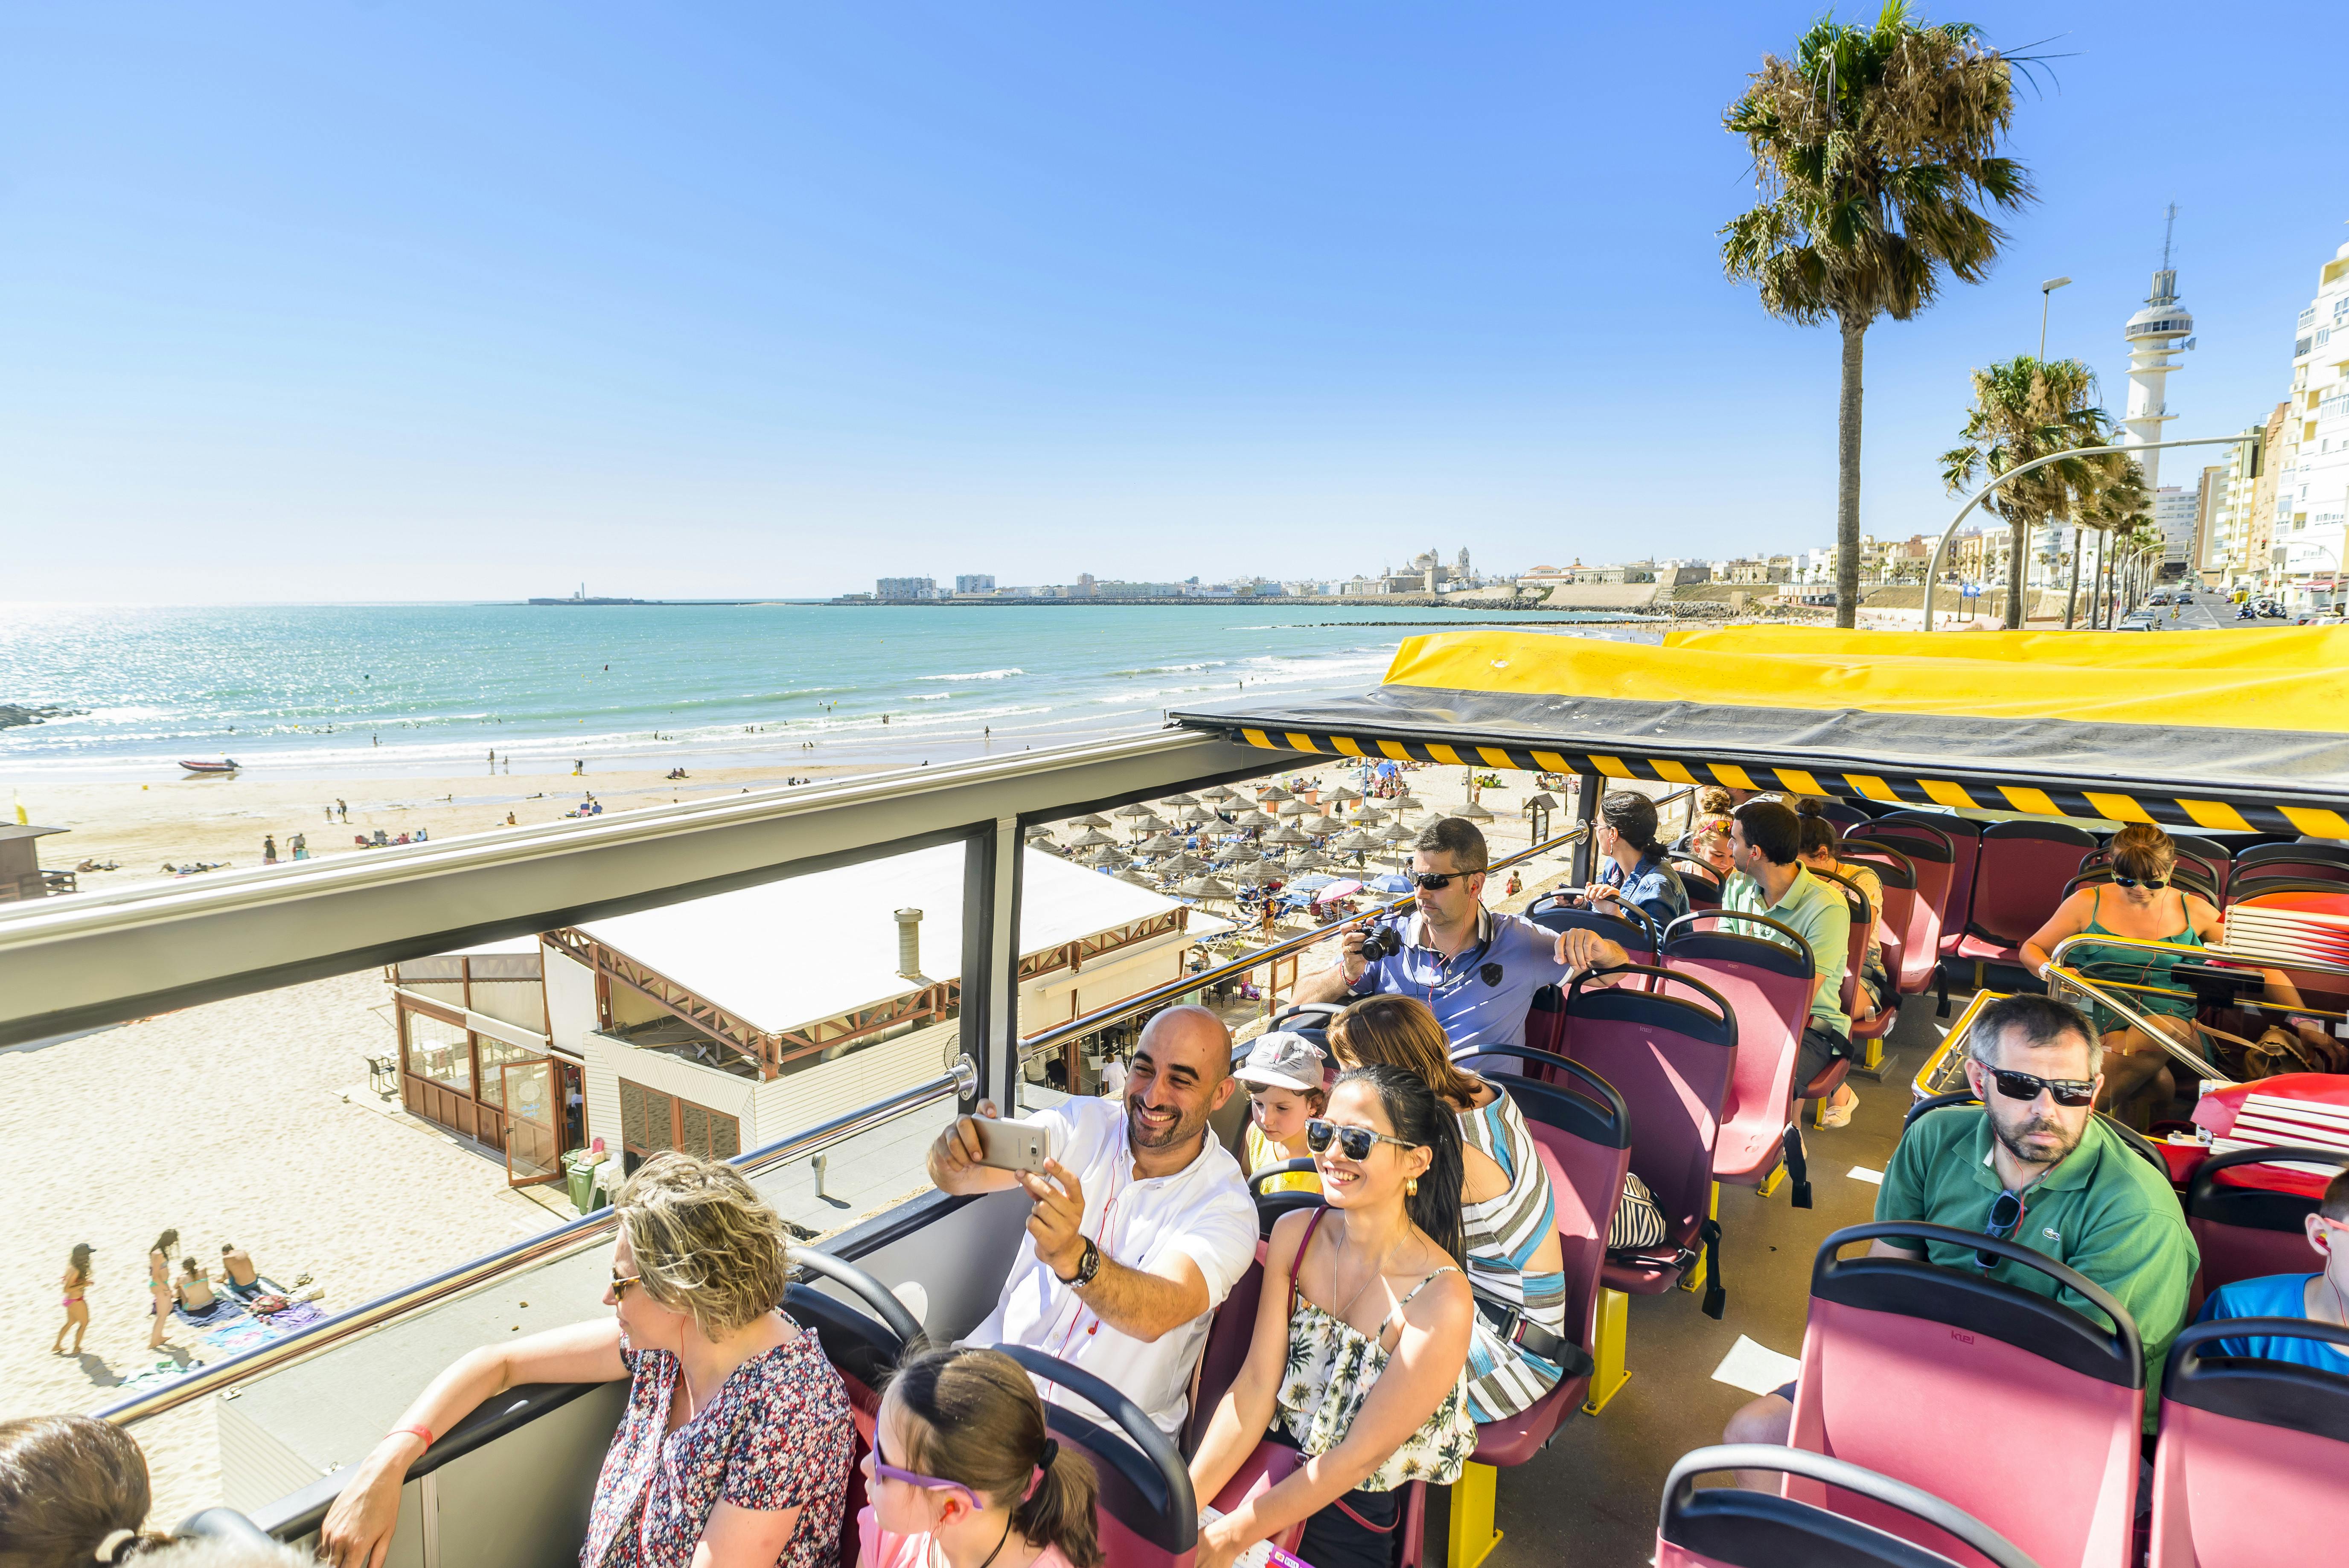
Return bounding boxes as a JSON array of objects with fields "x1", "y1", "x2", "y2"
[{"x1": 564, "y1": 1150, "x2": 600, "y2": 1215}]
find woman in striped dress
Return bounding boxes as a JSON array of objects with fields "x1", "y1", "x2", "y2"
[{"x1": 1328, "y1": 995, "x2": 1566, "y2": 1422}]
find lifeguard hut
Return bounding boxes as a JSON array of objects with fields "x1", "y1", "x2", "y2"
[{"x1": 0, "y1": 824, "x2": 70, "y2": 902}]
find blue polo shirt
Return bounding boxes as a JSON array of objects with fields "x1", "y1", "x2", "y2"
[
  {"x1": 1348, "y1": 907, "x2": 1572, "y2": 1051},
  {"x1": 2195, "y1": 1274, "x2": 2349, "y2": 1370}
]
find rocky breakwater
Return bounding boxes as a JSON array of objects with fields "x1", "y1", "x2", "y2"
[{"x1": 0, "y1": 704, "x2": 84, "y2": 730}]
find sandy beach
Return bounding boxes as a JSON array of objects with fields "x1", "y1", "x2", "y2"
[{"x1": 0, "y1": 745, "x2": 1669, "y2": 1533}]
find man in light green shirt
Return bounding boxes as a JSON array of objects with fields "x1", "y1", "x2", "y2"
[{"x1": 1719, "y1": 797, "x2": 1856, "y2": 1125}]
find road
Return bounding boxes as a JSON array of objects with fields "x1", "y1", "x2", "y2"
[{"x1": 2142, "y1": 596, "x2": 2307, "y2": 631}]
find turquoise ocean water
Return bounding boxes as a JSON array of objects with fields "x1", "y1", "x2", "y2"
[{"x1": 0, "y1": 603, "x2": 1649, "y2": 780}]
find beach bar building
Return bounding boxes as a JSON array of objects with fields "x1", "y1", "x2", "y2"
[{"x1": 388, "y1": 845, "x2": 1204, "y2": 1185}]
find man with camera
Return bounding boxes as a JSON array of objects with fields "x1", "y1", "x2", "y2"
[{"x1": 1292, "y1": 817, "x2": 1579, "y2": 1052}]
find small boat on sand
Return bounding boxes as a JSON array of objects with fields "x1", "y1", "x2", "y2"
[{"x1": 179, "y1": 759, "x2": 240, "y2": 774}]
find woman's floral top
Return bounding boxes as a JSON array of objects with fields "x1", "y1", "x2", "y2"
[
  {"x1": 579, "y1": 1331, "x2": 853, "y2": 1568},
  {"x1": 1274, "y1": 1286, "x2": 1476, "y2": 1493}
]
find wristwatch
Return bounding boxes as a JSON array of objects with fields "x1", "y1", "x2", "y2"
[{"x1": 1058, "y1": 1237, "x2": 1101, "y2": 1288}]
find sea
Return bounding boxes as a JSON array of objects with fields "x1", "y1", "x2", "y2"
[{"x1": 0, "y1": 602, "x2": 1655, "y2": 782}]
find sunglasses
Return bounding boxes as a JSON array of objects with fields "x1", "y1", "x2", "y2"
[
  {"x1": 1977, "y1": 1188, "x2": 2025, "y2": 1270},
  {"x1": 1409, "y1": 870, "x2": 1479, "y2": 890},
  {"x1": 1981, "y1": 1067, "x2": 2096, "y2": 1108},
  {"x1": 610, "y1": 1272, "x2": 643, "y2": 1300},
  {"x1": 2111, "y1": 874, "x2": 2169, "y2": 889},
  {"x1": 870, "y1": 1437, "x2": 983, "y2": 1511},
  {"x1": 1304, "y1": 1118, "x2": 1420, "y2": 1162}
]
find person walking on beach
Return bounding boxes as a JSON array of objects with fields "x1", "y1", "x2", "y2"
[
  {"x1": 262, "y1": 835, "x2": 278, "y2": 865},
  {"x1": 146, "y1": 1230, "x2": 178, "y2": 1350},
  {"x1": 337, "y1": 799, "x2": 348, "y2": 823},
  {"x1": 53, "y1": 1244, "x2": 93, "y2": 1355},
  {"x1": 291, "y1": 832, "x2": 307, "y2": 861}
]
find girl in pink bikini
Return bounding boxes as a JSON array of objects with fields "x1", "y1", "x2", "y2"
[{"x1": 52, "y1": 1244, "x2": 93, "y2": 1356}]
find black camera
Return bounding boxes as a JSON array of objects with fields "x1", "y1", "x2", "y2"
[{"x1": 1357, "y1": 924, "x2": 1403, "y2": 963}]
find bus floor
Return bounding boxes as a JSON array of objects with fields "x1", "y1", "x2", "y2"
[{"x1": 1438, "y1": 989, "x2": 1965, "y2": 1568}]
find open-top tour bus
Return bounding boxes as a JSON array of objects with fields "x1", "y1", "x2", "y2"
[{"x1": 8, "y1": 623, "x2": 2349, "y2": 1568}]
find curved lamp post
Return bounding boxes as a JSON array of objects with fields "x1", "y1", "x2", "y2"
[{"x1": 1924, "y1": 434, "x2": 2255, "y2": 631}]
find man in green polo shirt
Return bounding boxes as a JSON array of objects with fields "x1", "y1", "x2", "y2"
[{"x1": 1724, "y1": 992, "x2": 2197, "y2": 1459}]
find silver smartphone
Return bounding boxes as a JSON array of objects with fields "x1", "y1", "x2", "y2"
[{"x1": 972, "y1": 1116, "x2": 1053, "y2": 1175}]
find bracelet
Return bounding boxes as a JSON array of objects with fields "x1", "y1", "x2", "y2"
[{"x1": 390, "y1": 1424, "x2": 434, "y2": 1451}]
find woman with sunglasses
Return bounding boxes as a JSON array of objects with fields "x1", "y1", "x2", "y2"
[
  {"x1": 319, "y1": 1152, "x2": 855, "y2": 1568},
  {"x1": 1188, "y1": 1064, "x2": 1475, "y2": 1568},
  {"x1": 859, "y1": 1346, "x2": 1102, "y2": 1568}
]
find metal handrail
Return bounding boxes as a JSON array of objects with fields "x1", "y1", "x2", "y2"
[
  {"x1": 1020, "y1": 783, "x2": 1697, "y2": 1059},
  {"x1": 2043, "y1": 930, "x2": 2248, "y2": 1087},
  {"x1": 98, "y1": 1054, "x2": 977, "y2": 1426}
]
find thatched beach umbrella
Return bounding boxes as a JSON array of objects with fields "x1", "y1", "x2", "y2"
[
  {"x1": 1333, "y1": 829, "x2": 1381, "y2": 853},
  {"x1": 1115, "y1": 867, "x2": 1158, "y2": 887},
  {"x1": 1161, "y1": 793, "x2": 1199, "y2": 808},
  {"x1": 1390, "y1": 793, "x2": 1423, "y2": 813},
  {"x1": 1264, "y1": 825, "x2": 1309, "y2": 848},
  {"x1": 1179, "y1": 875, "x2": 1237, "y2": 901},
  {"x1": 1132, "y1": 812, "x2": 1172, "y2": 835},
  {"x1": 1069, "y1": 813, "x2": 1112, "y2": 829},
  {"x1": 1199, "y1": 784, "x2": 1237, "y2": 801},
  {"x1": 1381, "y1": 821, "x2": 1417, "y2": 844},
  {"x1": 1287, "y1": 850, "x2": 1330, "y2": 872},
  {"x1": 1068, "y1": 827, "x2": 1118, "y2": 849},
  {"x1": 1275, "y1": 798, "x2": 1313, "y2": 818},
  {"x1": 1458, "y1": 800, "x2": 1495, "y2": 823},
  {"x1": 1113, "y1": 803, "x2": 1154, "y2": 820},
  {"x1": 1231, "y1": 808, "x2": 1276, "y2": 829},
  {"x1": 1086, "y1": 846, "x2": 1131, "y2": 867},
  {"x1": 1176, "y1": 804, "x2": 1216, "y2": 825},
  {"x1": 1138, "y1": 832, "x2": 1182, "y2": 855},
  {"x1": 1326, "y1": 786, "x2": 1362, "y2": 805},
  {"x1": 1232, "y1": 862, "x2": 1277, "y2": 887},
  {"x1": 1301, "y1": 814, "x2": 1343, "y2": 836},
  {"x1": 1257, "y1": 783, "x2": 1294, "y2": 802}
]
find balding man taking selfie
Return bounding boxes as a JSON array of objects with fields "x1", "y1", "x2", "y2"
[{"x1": 929, "y1": 1004, "x2": 1257, "y2": 1434}]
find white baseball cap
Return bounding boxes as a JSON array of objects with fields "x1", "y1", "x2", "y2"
[{"x1": 1234, "y1": 1031, "x2": 1330, "y2": 1094}]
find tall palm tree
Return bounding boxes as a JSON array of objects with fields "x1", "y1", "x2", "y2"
[
  {"x1": 2075, "y1": 456, "x2": 2151, "y2": 627},
  {"x1": 1940, "y1": 356, "x2": 2113, "y2": 628},
  {"x1": 1721, "y1": 3, "x2": 2034, "y2": 627}
]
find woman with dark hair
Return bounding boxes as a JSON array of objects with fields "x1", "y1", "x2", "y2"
[
  {"x1": 53, "y1": 1244, "x2": 93, "y2": 1356},
  {"x1": 0, "y1": 1414, "x2": 168, "y2": 1566},
  {"x1": 145, "y1": 1230, "x2": 178, "y2": 1352},
  {"x1": 1327, "y1": 995, "x2": 1659, "y2": 1422},
  {"x1": 1186, "y1": 1065, "x2": 1474, "y2": 1568},
  {"x1": 1585, "y1": 791, "x2": 1688, "y2": 929},
  {"x1": 1793, "y1": 800, "x2": 1887, "y2": 1023}
]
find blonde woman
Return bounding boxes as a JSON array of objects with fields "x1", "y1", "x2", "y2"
[{"x1": 320, "y1": 1152, "x2": 855, "y2": 1568}]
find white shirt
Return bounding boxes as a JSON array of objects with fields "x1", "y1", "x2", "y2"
[
  {"x1": 1097, "y1": 1059, "x2": 1128, "y2": 1097},
  {"x1": 963, "y1": 1094, "x2": 1257, "y2": 1434}
]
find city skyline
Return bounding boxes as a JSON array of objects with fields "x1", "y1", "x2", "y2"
[{"x1": 2, "y1": 2, "x2": 2339, "y2": 604}]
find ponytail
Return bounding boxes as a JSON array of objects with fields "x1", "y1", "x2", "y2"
[
  {"x1": 1336, "y1": 1064, "x2": 1467, "y2": 1268},
  {"x1": 1009, "y1": 1440, "x2": 1101, "y2": 1568},
  {"x1": 1794, "y1": 797, "x2": 1838, "y2": 858},
  {"x1": 889, "y1": 1347, "x2": 1104, "y2": 1568}
]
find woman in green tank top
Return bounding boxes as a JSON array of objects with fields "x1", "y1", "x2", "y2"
[{"x1": 2023, "y1": 823, "x2": 2225, "y2": 1127}]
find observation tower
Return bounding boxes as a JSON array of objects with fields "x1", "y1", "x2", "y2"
[{"x1": 2119, "y1": 205, "x2": 2195, "y2": 494}]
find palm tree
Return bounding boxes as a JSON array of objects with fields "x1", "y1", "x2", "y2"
[
  {"x1": 1940, "y1": 356, "x2": 2113, "y2": 628},
  {"x1": 2074, "y1": 456, "x2": 2151, "y2": 627},
  {"x1": 1721, "y1": 3, "x2": 2034, "y2": 627}
]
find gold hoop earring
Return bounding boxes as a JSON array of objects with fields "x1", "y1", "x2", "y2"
[{"x1": 1406, "y1": 1176, "x2": 1418, "y2": 1196}]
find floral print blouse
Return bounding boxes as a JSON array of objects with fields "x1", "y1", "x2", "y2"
[
  {"x1": 579, "y1": 1331, "x2": 854, "y2": 1568},
  {"x1": 1275, "y1": 1289, "x2": 1476, "y2": 1493}
]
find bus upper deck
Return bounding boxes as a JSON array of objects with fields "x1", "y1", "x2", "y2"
[{"x1": 9, "y1": 625, "x2": 2349, "y2": 1568}]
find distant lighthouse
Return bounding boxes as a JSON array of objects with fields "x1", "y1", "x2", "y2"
[{"x1": 2118, "y1": 205, "x2": 2195, "y2": 495}]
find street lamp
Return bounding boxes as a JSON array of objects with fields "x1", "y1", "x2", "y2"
[{"x1": 2038, "y1": 276, "x2": 2073, "y2": 361}]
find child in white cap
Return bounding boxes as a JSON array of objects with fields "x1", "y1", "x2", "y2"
[{"x1": 1234, "y1": 1030, "x2": 1333, "y2": 1196}]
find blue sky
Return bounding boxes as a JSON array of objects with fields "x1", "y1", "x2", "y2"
[{"x1": 2, "y1": 1, "x2": 2341, "y2": 602}]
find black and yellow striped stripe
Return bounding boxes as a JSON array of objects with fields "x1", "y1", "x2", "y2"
[{"x1": 1224, "y1": 725, "x2": 2349, "y2": 838}]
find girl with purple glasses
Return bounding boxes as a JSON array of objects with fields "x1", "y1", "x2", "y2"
[{"x1": 860, "y1": 1347, "x2": 1102, "y2": 1568}]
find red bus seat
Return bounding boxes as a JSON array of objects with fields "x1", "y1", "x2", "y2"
[
  {"x1": 1447, "y1": 1043, "x2": 1633, "y2": 1463},
  {"x1": 2184, "y1": 1145, "x2": 2349, "y2": 1302},
  {"x1": 1839, "y1": 844, "x2": 1933, "y2": 997},
  {"x1": 1813, "y1": 866, "x2": 1897, "y2": 1065},
  {"x1": 1669, "y1": 855, "x2": 1725, "y2": 911},
  {"x1": 2080, "y1": 838, "x2": 2232, "y2": 903},
  {"x1": 2149, "y1": 1318, "x2": 2349, "y2": 1568},
  {"x1": 1559, "y1": 967, "x2": 1737, "y2": 1318},
  {"x1": 1954, "y1": 820, "x2": 2098, "y2": 972},
  {"x1": 1657, "y1": 1446, "x2": 2043, "y2": 1568},
  {"x1": 2234, "y1": 839, "x2": 2349, "y2": 876},
  {"x1": 783, "y1": 1250, "x2": 926, "y2": 1568},
  {"x1": 1849, "y1": 817, "x2": 1967, "y2": 1015},
  {"x1": 1661, "y1": 913, "x2": 1813, "y2": 1205},
  {"x1": 1182, "y1": 1255, "x2": 1267, "y2": 1458},
  {"x1": 1787, "y1": 1222, "x2": 2142, "y2": 1568},
  {"x1": 1526, "y1": 890, "x2": 1661, "y2": 968}
]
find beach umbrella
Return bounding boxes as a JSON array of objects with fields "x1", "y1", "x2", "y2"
[
  {"x1": 1333, "y1": 829, "x2": 1381, "y2": 853},
  {"x1": 1132, "y1": 812, "x2": 1172, "y2": 835},
  {"x1": 1321, "y1": 879, "x2": 1364, "y2": 900},
  {"x1": 1114, "y1": 867, "x2": 1157, "y2": 887},
  {"x1": 1199, "y1": 784, "x2": 1237, "y2": 801},
  {"x1": 1289, "y1": 873, "x2": 1338, "y2": 895},
  {"x1": 1067, "y1": 827, "x2": 1118, "y2": 849},
  {"x1": 1161, "y1": 793, "x2": 1199, "y2": 808},
  {"x1": 1301, "y1": 814, "x2": 1344, "y2": 836},
  {"x1": 1287, "y1": 849, "x2": 1330, "y2": 872},
  {"x1": 1381, "y1": 821, "x2": 1417, "y2": 843},
  {"x1": 1068, "y1": 813, "x2": 1112, "y2": 828},
  {"x1": 1137, "y1": 832, "x2": 1182, "y2": 854},
  {"x1": 1458, "y1": 800, "x2": 1495, "y2": 823},
  {"x1": 1275, "y1": 798, "x2": 1313, "y2": 818},
  {"x1": 1390, "y1": 793, "x2": 1424, "y2": 812},
  {"x1": 1113, "y1": 803, "x2": 1154, "y2": 820},
  {"x1": 1232, "y1": 862, "x2": 1277, "y2": 887},
  {"x1": 1327, "y1": 786, "x2": 1362, "y2": 805},
  {"x1": 1231, "y1": 808, "x2": 1276, "y2": 829},
  {"x1": 1086, "y1": 846, "x2": 1131, "y2": 867},
  {"x1": 1024, "y1": 824, "x2": 1056, "y2": 841},
  {"x1": 1354, "y1": 805, "x2": 1388, "y2": 826},
  {"x1": 1176, "y1": 804, "x2": 1216, "y2": 825},
  {"x1": 1257, "y1": 784, "x2": 1294, "y2": 802},
  {"x1": 1368, "y1": 872, "x2": 1415, "y2": 895},
  {"x1": 1179, "y1": 875, "x2": 1237, "y2": 900},
  {"x1": 1265, "y1": 825, "x2": 1309, "y2": 847}
]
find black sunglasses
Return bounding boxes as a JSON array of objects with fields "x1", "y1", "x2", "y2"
[
  {"x1": 1304, "y1": 1118, "x2": 1420, "y2": 1162},
  {"x1": 2111, "y1": 873, "x2": 2169, "y2": 889},
  {"x1": 1976, "y1": 1188, "x2": 2024, "y2": 1270},
  {"x1": 1983, "y1": 1068, "x2": 2096, "y2": 1108},
  {"x1": 1410, "y1": 870, "x2": 1481, "y2": 890}
]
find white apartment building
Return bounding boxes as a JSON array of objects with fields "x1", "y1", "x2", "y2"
[
  {"x1": 2154, "y1": 486, "x2": 2198, "y2": 570},
  {"x1": 2277, "y1": 241, "x2": 2349, "y2": 606}
]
